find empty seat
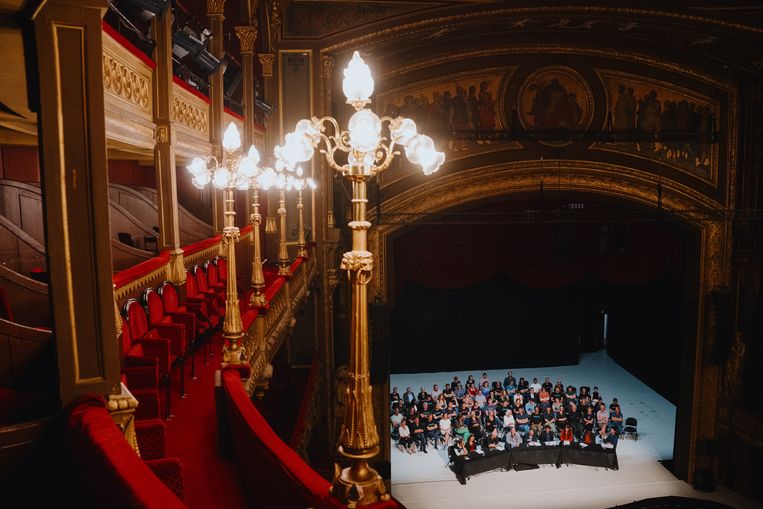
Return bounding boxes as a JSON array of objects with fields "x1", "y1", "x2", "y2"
[
  {"x1": 145, "y1": 288, "x2": 196, "y2": 379},
  {"x1": 160, "y1": 281, "x2": 211, "y2": 334},
  {"x1": 623, "y1": 417, "x2": 638, "y2": 440},
  {"x1": 118, "y1": 232, "x2": 134, "y2": 247}
]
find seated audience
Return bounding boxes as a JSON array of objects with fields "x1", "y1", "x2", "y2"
[
  {"x1": 425, "y1": 413, "x2": 441, "y2": 449},
  {"x1": 506, "y1": 426, "x2": 523, "y2": 448},
  {"x1": 559, "y1": 423, "x2": 574, "y2": 443},
  {"x1": 604, "y1": 426, "x2": 619, "y2": 449},
  {"x1": 390, "y1": 407, "x2": 404, "y2": 439},
  {"x1": 453, "y1": 437, "x2": 467, "y2": 457},
  {"x1": 454, "y1": 416, "x2": 470, "y2": 443},
  {"x1": 529, "y1": 377, "x2": 542, "y2": 394},
  {"x1": 610, "y1": 405, "x2": 623, "y2": 434},
  {"x1": 431, "y1": 384, "x2": 441, "y2": 400},
  {"x1": 525, "y1": 428, "x2": 541, "y2": 446},
  {"x1": 403, "y1": 387, "x2": 416, "y2": 407},
  {"x1": 439, "y1": 412, "x2": 453, "y2": 445},
  {"x1": 530, "y1": 406, "x2": 543, "y2": 434},
  {"x1": 540, "y1": 424, "x2": 556, "y2": 444},
  {"x1": 596, "y1": 403, "x2": 609, "y2": 430},
  {"x1": 485, "y1": 428, "x2": 501, "y2": 450},
  {"x1": 398, "y1": 421, "x2": 415, "y2": 454},
  {"x1": 542, "y1": 405, "x2": 557, "y2": 432},
  {"x1": 466, "y1": 434, "x2": 479, "y2": 453},
  {"x1": 412, "y1": 416, "x2": 427, "y2": 453},
  {"x1": 514, "y1": 407, "x2": 530, "y2": 435}
]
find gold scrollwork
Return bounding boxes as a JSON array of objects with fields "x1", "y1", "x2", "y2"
[
  {"x1": 259, "y1": 53, "x2": 275, "y2": 77},
  {"x1": 173, "y1": 96, "x2": 209, "y2": 135},
  {"x1": 103, "y1": 51, "x2": 151, "y2": 112}
]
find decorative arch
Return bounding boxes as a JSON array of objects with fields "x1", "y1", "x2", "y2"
[{"x1": 368, "y1": 159, "x2": 730, "y2": 482}]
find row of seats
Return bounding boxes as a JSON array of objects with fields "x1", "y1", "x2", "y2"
[{"x1": 120, "y1": 259, "x2": 228, "y2": 420}]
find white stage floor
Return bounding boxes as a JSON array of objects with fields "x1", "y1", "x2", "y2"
[{"x1": 389, "y1": 351, "x2": 762, "y2": 509}]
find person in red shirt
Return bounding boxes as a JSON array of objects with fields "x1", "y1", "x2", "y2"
[{"x1": 559, "y1": 423, "x2": 574, "y2": 443}]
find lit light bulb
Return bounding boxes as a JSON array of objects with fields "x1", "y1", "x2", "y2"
[
  {"x1": 258, "y1": 167, "x2": 277, "y2": 189},
  {"x1": 390, "y1": 118, "x2": 417, "y2": 147},
  {"x1": 295, "y1": 119, "x2": 320, "y2": 142},
  {"x1": 187, "y1": 157, "x2": 207, "y2": 177},
  {"x1": 192, "y1": 170, "x2": 212, "y2": 188},
  {"x1": 405, "y1": 134, "x2": 445, "y2": 175},
  {"x1": 342, "y1": 51, "x2": 374, "y2": 104},
  {"x1": 222, "y1": 123, "x2": 241, "y2": 151},
  {"x1": 296, "y1": 166, "x2": 304, "y2": 177},
  {"x1": 212, "y1": 167, "x2": 232, "y2": 189},
  {"x1": 422, "y1": 151, "x2": 445, "y2": 175},
  {"x1": 234, "y1": 173, "x2": 251, "y2": 191},
  {"x1": 307, "y1": 178, "x2": 317, "y2": 190},
  {"x1": 348, "y1": 109, "x2": 381, "y2": 153},
  {"x1": 247, "y1": 145, "x2": 261, "y2": 165},
  {"x1": 239, "y1": 156, "x2": 257, "y2": 178}
]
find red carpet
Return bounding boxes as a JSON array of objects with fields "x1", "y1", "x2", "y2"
[{"x1": 164, "y1": 333, "x2": 249, "y2": 509}]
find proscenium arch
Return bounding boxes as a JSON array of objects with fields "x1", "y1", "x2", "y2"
[{"x1": 368, "y1": 159, "x2": 731, "y2": 483}]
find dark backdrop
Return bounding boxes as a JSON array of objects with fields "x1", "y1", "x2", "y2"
[{"x1": 389, "y1": 203, "x2": 690, "y2": 404}]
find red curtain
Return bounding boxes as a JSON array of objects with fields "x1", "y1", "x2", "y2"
[{"x1": 394, "y1": 221, "x2": 683, "y2": 293}]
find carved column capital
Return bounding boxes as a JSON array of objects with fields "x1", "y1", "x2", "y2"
[
  {"x1": 108, "y1": 383, "x2": 140, "y2": 454},
  {"x1": 235, "y1": 25, "x2": 258, "y2": 54},
  {"x1": 206, "y1": 0, "x2": 225, "y2": 15},
  {"x1": 259, "y1": 53, "x2": 275, "y2": 77}
]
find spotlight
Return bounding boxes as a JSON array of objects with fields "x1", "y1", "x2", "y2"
[
  {"x1": 256, "y1": 99, "x2": 274, "y2": 115},
  {"x1": 121, "y1": 0, "x2": 167, "y2": 20},
  {"x1": 224, "y1": 63, "x2": 243, "y2": 98},
  {"x1": 172, "y1": 27, "x2": 222, "y2": 74}
]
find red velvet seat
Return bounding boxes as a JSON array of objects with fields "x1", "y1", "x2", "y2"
[
  {"x1": 204, "y1": 259, "x2": 226, "y2": 295},
  {"x1": 189, "y1": 268, "x2": 224, "y2": 316},
  {"x1": 145, "y1": 288, "x2": 197, "y2": 380},
  {"x1": 160, "y1": 281, "x2": 211, "y2": 333},
  {"x1": 125, "y1": 299, "x2": 186, "y2": 407},
  {"x1": 195, "y1": 265, "x2": 225, "y2": 305},
  {"x1": 136, "y1": 418, "x2": 168, "y2": 460},
  {"x1": 184, "y1": 271, "x2": 221, "y2": 328},
  {"x1": 66, "y1": 395, "x2": 187, "y2": 508}
]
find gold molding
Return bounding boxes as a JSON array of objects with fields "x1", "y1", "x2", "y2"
[
  {"x1": 172, "y1": 95, "x2": 209, "y2": 136},
  {"x1": 102, "y1": 51, "x2": 151, "y2": 113},
  {"x1": 235, "y1": 25, "x2": 258, "y2": 54},
  {"x1": 322, "y1": 7, "x2": 763, "y2": 56},
  {"x1": 259, "y1": 53, "x2": 275, "y2": 76}
]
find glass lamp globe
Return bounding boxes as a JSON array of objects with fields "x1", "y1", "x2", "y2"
[
  {"x1": 390, "y1": 118, "x2": 417, "y2": 146},
  {"x1": 187, "y1": 157, "x2": 207, "y2": 177},
  {"x1": 192, "y1": 170, "x2": 212, "y2": 189},
  {"x1": 222, "y1": 123, "x2": 242, "y2": 152},
  {"x1": 342, "y1": 51, "x2": 374, "y2": 105},
  {"x1": 212, "y1": 167, "x2": 232, "y2": 189},
  {"x1": 247, "y1": 145, "x2": 261, "y2": 165},
  {"x1": 258, "y1": 167, "x2": 277, "y2": 189},
  {"x1": 348, "y1": 109, "x2": 381, "y2": 153}
]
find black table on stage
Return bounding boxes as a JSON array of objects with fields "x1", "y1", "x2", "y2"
[
  {"x1": 452, "y1": 449, "x2": 511, "y2": 485},
  {"x1": 451, "y1": 444, "x2": 618, "y2": 485}
]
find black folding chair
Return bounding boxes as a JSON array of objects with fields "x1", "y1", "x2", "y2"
[{"x1": 623, "y1": 417, "x2": 638, "y2": 440}]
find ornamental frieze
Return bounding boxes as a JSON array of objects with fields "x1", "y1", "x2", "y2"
[
  {"x1": 172, "y1": 96, "x2": 209, "y2": 136},
  {"x1": 102, "y1": 51, "x2": 151, "y2": 113}
]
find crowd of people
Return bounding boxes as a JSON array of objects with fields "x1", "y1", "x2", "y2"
[{"x1": 390, "y1": 371, "x2": 623, "y2": 455}]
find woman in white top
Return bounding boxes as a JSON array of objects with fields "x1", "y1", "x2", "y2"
[
  {"x1": 503, "y1": 408, "x2": 515, "y2": 430},
  {"x1": 398, "y1": 422, "x2": 414, "y2": 454},
  {"x1": 439, "y1": 414, "x2": 453, "y2": 445}
]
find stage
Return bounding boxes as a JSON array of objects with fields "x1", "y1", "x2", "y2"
[{"x1": 389, "y1": 351, "x2": 760, "y2": 509}]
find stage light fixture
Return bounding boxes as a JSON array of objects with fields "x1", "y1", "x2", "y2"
[{"x1": 121, "y1": 0, "x2": 167, "y2": 19}]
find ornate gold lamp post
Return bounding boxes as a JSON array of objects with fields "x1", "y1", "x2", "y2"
[
  {"x1": 187, "y1": 122, "x2": 262, "y2": 366},
  {"x1": 279, "y1": 51, "x2": 444, "y2": 506}
]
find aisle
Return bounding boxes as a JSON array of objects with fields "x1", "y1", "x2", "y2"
[{"x1": 164, "y1": 334, "x2": 249, "y2": 509}]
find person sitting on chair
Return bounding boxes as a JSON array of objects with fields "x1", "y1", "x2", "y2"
[
  {"x1": 403, "y1": 387, "x2": 416, "y2": 407},
  {"x1": 506, "y1": 426, "x2": 523, "y2": 448},
  {"x1": 398, "y1": 421, "x2": 415, "y2": 454},
  {"x1": 486, "y1": 428, "x2": 501, "y2": 450},
  {"x1": 390, "y1": 407, "x2": 404, "y2": 439},
  {"x1": 426, "y1": 413, "x2": 441, "y2": 450},
  {"x1": 439, "y1": 410, "x2": 453, "y2": 446},
  {"x1": 454, "y1": 415, "x2": 470, "y2": 443},
  {"x1": 412, "y1": 416, "x2": 427, "y2": 453},
  {"x1": 453, "y1": 437, "x2": 467, "y2": 457},
  {"x1": 610, "y1": 404, "x2": 623, "y2": 434},
  {"x1": 525, "y1": 428, "x2": 541, "y2": 446},
  {"x1": 514, "y1": 406, "x2": 530, "y2": 436},
  {"x1": 465, "y1": 434, "x2": 479, "y2": 454},
  {"x1": 503, "y1": 408, "x2": 515, "y2": 430},
  {"x1": 540, "y1": 424, "x2": 556, "y2": 444},
  {"x1": 559, "y1": 423, "x2": 574, "y2": 444},
  {"x1": 596, "y1": 402, "x2": 610, "y2": 431},
  {"x1": 604, "y1": 426, "x2": 619, "y2": 449}
]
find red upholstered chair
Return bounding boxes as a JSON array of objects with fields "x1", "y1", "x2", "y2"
[
  {"x1": 215, "y1": 256, "x2": 248, "y2": 295},
  {"x1": 160, "y1": 281, "x2": 210, "y2": 334},
  {"x1": 196, "y1": 265, "x2": 225, "y2": 304},
  {"x1": 124, "y1": 299, "x2": 186, "y2": 405},
  {"x1": 204, "y1": 259, "x2": 226, "y2": 295},
  {"x1": 184, "y1": 271, "x2": 221, "y2": 327},
  {"x1": 66, "y1": 395, "x2": 187, "y2": 508},
  {"x1": 145, "y1": 288, "x2": 197, "y2": 380},
  {"x1": 136, "y1": 418, "x2": 167, "y2": 460},
  {"x1": 120, "y1": 316, "x2": 171, "y2": 417}
]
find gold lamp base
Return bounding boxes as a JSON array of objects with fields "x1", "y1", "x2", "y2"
[
  {"x1": 330, "y1": 455, "x2": 390, "y2": 508},
  {"x1": 221, "y1": 333, "x2": 246, "y2": 367}
]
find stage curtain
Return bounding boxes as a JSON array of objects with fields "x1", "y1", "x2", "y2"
[{"x1": 394, "y1": 221, "x2": 682, "y2": 293}]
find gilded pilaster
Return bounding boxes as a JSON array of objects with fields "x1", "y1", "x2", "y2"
[
  {"x1": 207, "y1": 0, "x2": 227, "y2": 233},
  {"x1": 152, "y1": 11, "x2": 184, "y2": 283}
]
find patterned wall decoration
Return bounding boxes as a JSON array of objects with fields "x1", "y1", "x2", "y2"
[
  {"x1": 284, "y1": 1, "x2": 425, "y2": 38},
  {"x1": 517, "y1": 66, "x2": 594, "y2": 146},
  {"x1": 378, "y1": 71, "x2": 509, "y2": 152},
  {"x1": 595, "y1": 70, "x2": 719, "y2": 181}
]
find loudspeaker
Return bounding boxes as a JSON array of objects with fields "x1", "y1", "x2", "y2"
[{"x1": 694, "y1": 468, "x2": 716, "y2": 492}]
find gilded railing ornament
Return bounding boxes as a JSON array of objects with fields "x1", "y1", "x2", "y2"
[
  {"x1": 103, "y1": 52, "x2": 150, "y2": 112},
  {"x1": 173, "y1": 96, "x2": 209, "y2": 135}
]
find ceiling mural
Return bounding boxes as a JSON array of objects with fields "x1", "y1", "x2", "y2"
[
  {"x1": 594, "y1": 70, "x2": 719, "y2": 182},
  {"x1": 377, "y1": 70, "x2": 514, "y2": 153},
  {"x1": 517, "y1": 66, "x2": 595, "y2": 146}
]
